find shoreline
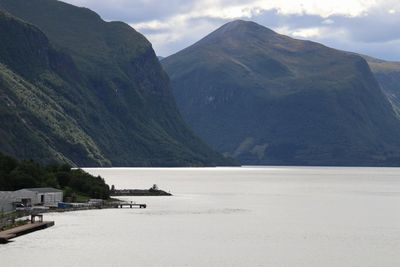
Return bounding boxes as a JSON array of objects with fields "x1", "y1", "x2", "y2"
[
  {"x1": 0, "y1": 196, "x2": 158, "y2": 244},
  {"x1": 0, "y1": 202, "x2": 139, "y2": 244}
]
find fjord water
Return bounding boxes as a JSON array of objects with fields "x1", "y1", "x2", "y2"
[{"x1": 1, "y1": 167, "x2": 400, "y2": 266}]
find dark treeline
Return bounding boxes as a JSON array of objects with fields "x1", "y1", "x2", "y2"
[{"x1": 0, "y1": 153, "x2": 110, "y2": 199}]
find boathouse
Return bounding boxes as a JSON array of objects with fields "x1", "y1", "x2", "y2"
[
  {"x1": 19, "y1": 188, "x2": 63, "y2": 207},
  {"x1": 0, "y1": 188, "x2": 63, "y2": 212}
]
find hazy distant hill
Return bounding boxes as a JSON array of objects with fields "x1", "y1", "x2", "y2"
[
  {"x1": 0, "y1": 0, "x2": 232, "y2": 167},
  {"x1": 364, "y1": 56, "x2": 400, "y2": 115},
  {"x1": 162, "y1": 20, "x2": 400, "y2": 166}
]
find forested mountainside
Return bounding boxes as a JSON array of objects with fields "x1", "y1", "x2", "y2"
[{"x1": 0, "y1": 1, "x2": 232, "y2": 167}]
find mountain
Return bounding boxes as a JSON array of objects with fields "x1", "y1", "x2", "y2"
[
  {"x1": 0, "y1": 1, "x2": 232, "y2": 167},
  {"x1": 0, "y1": 10, "x2": 109, "y2": 166},
  {"x1": 162, "y1": 20, "x2": 400, "y2": 166},
  {"x1": 364, "y1": 56, "x2": 400, "y2": 115}
]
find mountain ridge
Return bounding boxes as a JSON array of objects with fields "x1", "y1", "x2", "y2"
[
  {"x1": 0, "y1": 1, "x2": 233, "y2": 167},
  {"x1": 162, "y1": 20, "x2": 400, "y2": 166}
]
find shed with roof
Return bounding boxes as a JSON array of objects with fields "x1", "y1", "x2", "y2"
[{"x1": 14, "y1": 188, "x2": 63, "y2": 207}]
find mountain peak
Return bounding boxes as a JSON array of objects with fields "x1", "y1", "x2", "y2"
[
  {"x1": 222, "y1": 20, "x2": 270, "y2": 30},
  {"x1": 162, "y1": 19, "x2": 400, "y2": 167},
  {"x1": 223, "y1": 19, "x2": 257, "y2": 27},
  {"x1": 217, "y1": 19, "x2": 275, "y2": 35},
  {"x1": 195, "y1": 20, "x2": 277, "y2": 47}
]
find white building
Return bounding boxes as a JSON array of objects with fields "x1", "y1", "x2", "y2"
[
  {"x1": 0, "y1": 188, "x2": 64, "y2": 212},
  {"x1": 19, "y1": 188, "x2": 63, "y2": 207},
  {"x1": 13, "y1": 189, "x2": 38, "y2": 206}
]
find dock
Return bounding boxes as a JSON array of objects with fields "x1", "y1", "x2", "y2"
[
  {"x1": 0, "y1": 214, "x2": 54, "y2": 244},
  {"x1": 0, "y1": 221, "x2": 54, "y2": 244},
  {"x1": 116, "y1": 202, "x2": 147, "y2": 209}
]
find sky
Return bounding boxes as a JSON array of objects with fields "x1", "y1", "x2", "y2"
[{"x1": 63, "y1": 0, "x2": 400, "y2": 61}]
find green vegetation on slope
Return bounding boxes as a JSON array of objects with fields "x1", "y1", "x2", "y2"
[
  {"x1": 0, "y1": 10, "x2": 109, "y2": 166},
  {"x1": 0, "y1": 1, "x2": 232, "y2": 167},
  {"x1": 0, "y1": 63, "x2": 110, "y2": 166},
  {"x1": 163, "y1": 20, "x2": 400, "y2": 166},
  {"x1": 0, "y1": 153, "x2": 110, "y2": 199}
]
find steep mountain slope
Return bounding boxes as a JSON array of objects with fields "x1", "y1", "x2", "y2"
[
  {"x1": 162, "y1": 20, "x2": 400, "y2": 166},
  {"x1": 0, "y1": 1, "x2": 231, "y2": 167},
  {"x1": 0, "y1": 10, "x2": 109, "y2": 166},
  {"x1": 364, "y1": 56, "x2": 400, "y2": 115}
]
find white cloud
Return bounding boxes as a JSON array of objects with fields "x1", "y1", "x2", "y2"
[
  {"x1": 131, "y1": 0, "x2": 379, "y2": 31},
  {"x1": 125, "y1": 0, "x2": 386, "y2": 55},
  {"x1": 62, "y1": 0, "x2": 400, "y2": 60},
  {"x1": 322, "y1": 19, "x2": 335, "y2": 25},
  {"x1": 292, "y1": 27, "x2": 322, "y2": 38},
  {"x1": 253, "y1": 0, "x2": 377, "y2": 17}
]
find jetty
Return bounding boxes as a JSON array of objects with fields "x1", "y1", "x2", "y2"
[
  {"x1": 0, "y1": 214, "x2": 54, "y2": 244},
  {"x1": 111, "y1": 184, "x2": 172, "y2": 197},
  {"x1": 115, "y1": 202, "x2": 147, "y2": 209}
]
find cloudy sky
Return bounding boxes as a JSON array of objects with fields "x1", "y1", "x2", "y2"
[{"x1": 63, "y1": 0, "x2": 400, "y2": 61}]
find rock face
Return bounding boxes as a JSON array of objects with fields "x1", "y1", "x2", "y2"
[
  {"x1": 365, "y1": 56, "x2": 400, "y2": 116},
  {"x1": 0, "y1": 1, "x2": 232, "y2": 167},
  {"x1": 162, "y1": 20, "x2": 400, "y2": 166}
]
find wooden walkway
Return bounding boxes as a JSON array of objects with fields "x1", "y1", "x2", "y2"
[{"x1": 0, "y1": 221, "x2": 54, "y2": 244}]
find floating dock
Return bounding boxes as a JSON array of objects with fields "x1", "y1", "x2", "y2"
[{"x1": 0, "y1": 215, "x2": 54, "y2": 244}]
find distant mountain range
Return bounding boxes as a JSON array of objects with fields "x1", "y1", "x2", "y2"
[
  {"x1": 0, "y1": 0, "x2": 233, "y2": 167},
  {"x1": 1, "y1": 0, "x2": 400, "y2": 167},
  {"x1": 162, "y1": 20, "x2": 400, "y2": 166}
]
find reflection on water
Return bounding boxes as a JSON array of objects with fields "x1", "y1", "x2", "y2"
[{"x1": 1, "y1": 167, "x2": 400, "y2": 267}]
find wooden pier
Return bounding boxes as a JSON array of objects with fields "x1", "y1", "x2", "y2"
[
  {"x1": 116, "y1": 202, "x2": 147, "y2": 209},
  {"x1": 0, "y1": 219, "x2": 54, "y2": 244}
]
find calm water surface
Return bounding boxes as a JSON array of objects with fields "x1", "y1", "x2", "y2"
[{"x1": 1, "y1": 167, "x2": 400, "y2": 266}]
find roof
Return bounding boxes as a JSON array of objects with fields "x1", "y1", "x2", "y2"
[{"x1": 24, "y1": 187, "x2": 62, "y2": 193}]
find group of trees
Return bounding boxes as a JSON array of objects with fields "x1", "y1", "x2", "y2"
[{"x1": 0, "y1": 153, "x2": 110, "y2": 199}]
